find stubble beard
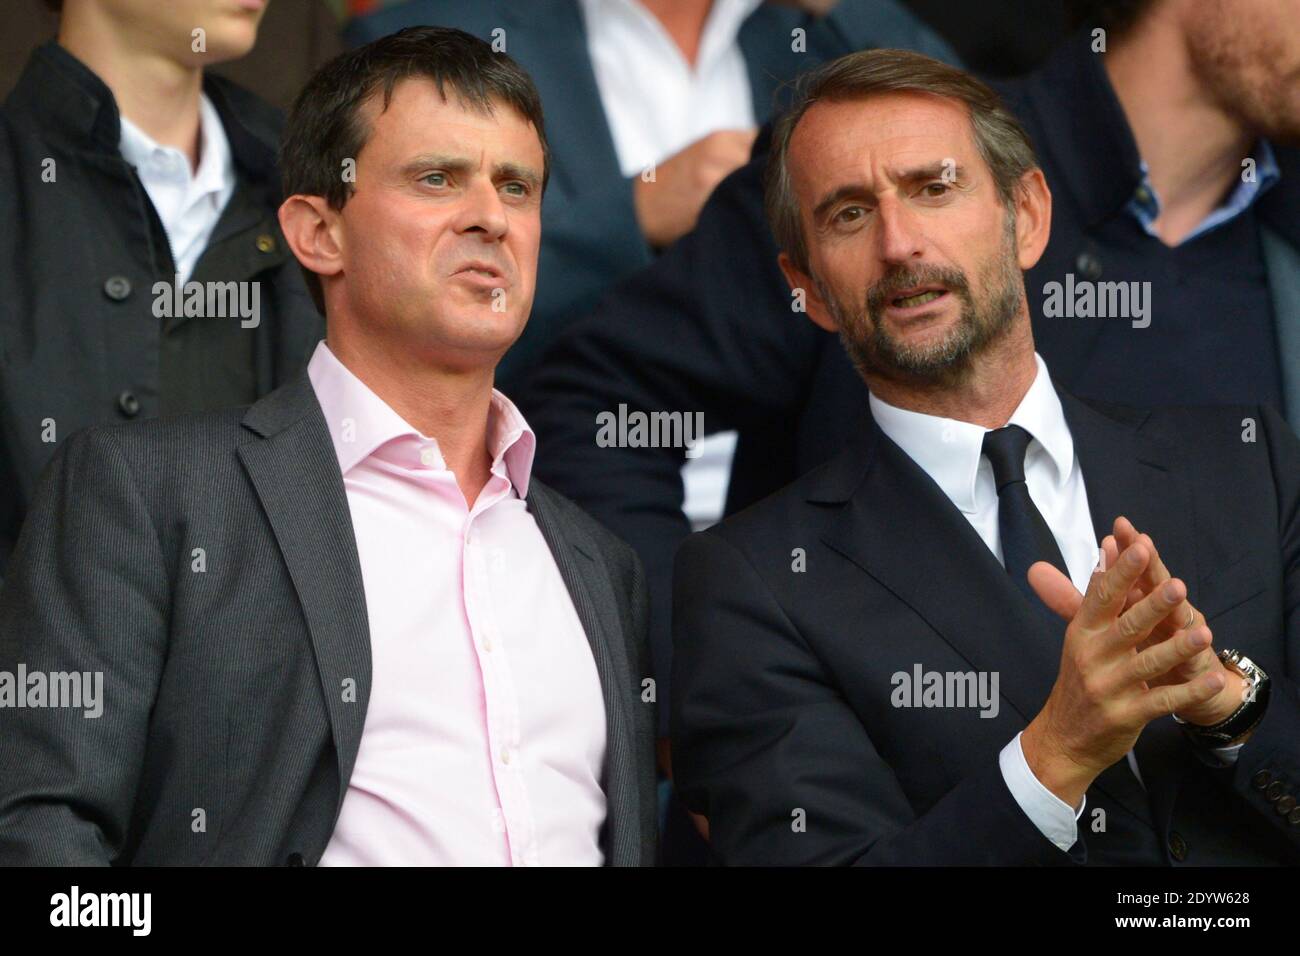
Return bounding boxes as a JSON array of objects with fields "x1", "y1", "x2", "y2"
[{"x1": 818, "y1": 212, "x2": 1026, "y2": 390}]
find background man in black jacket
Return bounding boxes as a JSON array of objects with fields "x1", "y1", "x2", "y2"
[
  {"x1": 672, "y1": 48, "x2": 1300, "y2": 865},
  {"x1": 0, "y1": 0, "x2": 324, "y2": 576}
]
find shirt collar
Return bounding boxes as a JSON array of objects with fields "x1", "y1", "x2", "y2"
[
  {"x1": 868, "y1": 353, "x2": 1074, "y2": 514},
  {"x1": 118, "y1": 92, "x2": 232, "y2": 201},
  {"x1": 1125, "y1": 138, "x2": 1281, "y2": 243},
  {"x1": 306, "y1": 341, "x2": 537, "y2": 497}
]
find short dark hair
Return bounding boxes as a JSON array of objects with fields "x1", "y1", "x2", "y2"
[
  {"x1": 765, "y1": 49, "x2": 1039, "y2": 276},
  {"x1": 42, "y1": 0, "x2": 62, "y2": 11},
  {"x1": 279, "y1": 26, "x2": 550, "y2": 313}
]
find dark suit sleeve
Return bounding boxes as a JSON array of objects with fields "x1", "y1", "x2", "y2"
[
  {"x1": 0, "y1": 428, "x2": 168, "y2": 864},
  {"x1": 671, "y1": 530, "x2": 1080, "y2": 865},
  {"x1": 1227, "y1": 404, "x2": 1300, "y2": 845},
  {"x1": 520, "y1": 153, "x2": 825, "y2": 736}
]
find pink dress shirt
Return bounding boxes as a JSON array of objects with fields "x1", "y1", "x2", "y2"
[{"x1": 308, "y1": 342, "x2": 608, "y2": 866}]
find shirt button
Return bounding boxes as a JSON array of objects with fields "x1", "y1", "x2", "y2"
[
  {"x1": 419, "y1": 447, "x2": 438, "y2": 467},
  {"x1": 1167, "y1": 831, "x2": 1188, "y2": 862},
  {"x1": 1075, "y1": 250, "x2": 1103, "y2": 281},
  {"x1": 117, "y1": 390, "x2": 141, "y2": 419},
  {"x1": 500, "y1": 747, "x2": 512, "y2": 765},
  {"x1": 483, "y1": 637, "x2": 493, "y2": 653},
  {"x1": 103, "y1": 275, "x2": 132, "y2": 301}
]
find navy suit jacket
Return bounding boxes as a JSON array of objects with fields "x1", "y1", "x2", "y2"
[
  {"x1": 672, "y1": 395, "x2": 1300, "y2": 865},
  {"x1": 344, "y1": 0, "x2": 958, "y2": 386}
]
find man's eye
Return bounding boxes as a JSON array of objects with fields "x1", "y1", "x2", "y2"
[
  {"x1": 921, "y1": 182, "x2": 950, "y2": 197},
  {"x1": 503, "y1": 182, "x2": 528, "y2": 197},
  {"x1": 834, "y1": 206, "x2": 865, "y2": 224},
  {"x1": 423, "y1": 172, "x2": 447, "y2": 187}
]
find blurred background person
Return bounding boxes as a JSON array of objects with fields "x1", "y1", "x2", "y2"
[{"x1": 0, "y1": 0, "x2": 326, "y2": 577}]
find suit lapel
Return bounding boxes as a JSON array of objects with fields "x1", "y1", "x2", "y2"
[
  {"x1": 816, "y1": 403, "x2": 1176, "y2": 826},
  {"x1": 814, "y1": 422, "x2": 1065, "y2": 728},
  {"x1": 236, "y1": 375, "x2": 372, "y2": 821},
  {"x1": 526, "y1": 482, "x2": 641, "y2": 866}
]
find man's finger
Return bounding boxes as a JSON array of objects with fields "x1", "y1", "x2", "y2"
[
  {"x1": 1113, "y1": 576, "x2": 1187, "y2": 648},
  {"x1": 1028, "y1": 560, "x2": 1082, "y2": 620},
  {"x1": 1130, "y1": 625, "x2": 1213, "y2": 683},
  {"x1": 1139, "y1": 669, "x2": 1226, "y2": 723},
  {"x1": 1077, "y1": 541, "x2": 1150, "y2": 629}
]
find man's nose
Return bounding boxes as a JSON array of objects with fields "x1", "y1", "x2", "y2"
[
  {"x1": 874, "y1": 198, "x2": 925, "y2": 265},
  {"x1": 454, "y1": 178, "x2": 509, "y2": 240}
]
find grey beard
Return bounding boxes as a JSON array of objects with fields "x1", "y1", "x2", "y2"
[{"x1": 820, "y1": 215, "x2": 1025, "y2": 388}]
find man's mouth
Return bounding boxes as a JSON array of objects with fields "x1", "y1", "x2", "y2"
[
  {"x1": 891, "y1": 287, "x2": 947, "y2": 308},
  {"x1": 453, "y1": 262, "x2": 504, "y2": 280}
]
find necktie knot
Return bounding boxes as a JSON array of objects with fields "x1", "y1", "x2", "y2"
[{"x1": 982, "y1": 424, "x2": 1034, "y2": 491}]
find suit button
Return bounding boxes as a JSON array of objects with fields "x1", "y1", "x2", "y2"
[
  {"x1": 285, "y1": 852, "x2": 304, "y2": 866},
  {"x1": 116, "y1": 390, "x2": 141, "y2": 418},
  {"x1": 1075, "y1": 250, "x2": 1103, "y2": 280},
  {"x1": 1276, "y1": 795, "x2": 1296, "y2": 816},
  {"x1": 1266, "y1": 781, "x2": 1285, "y2": 802},
  {"x1": 1167, "y1": 831, "x2": 1188, "y2": 862},
  {"x1": 255, "y1": 233, "x2": 277, "y2": 253},
  {"x1": 103, "y1": 275, "x2": 132, "y2": 301},
  {"x1": 1289, "y1": 808, "x2": 1300, "y2": 826},
  {"x1": 1252, "y1": 770, "x2": 1273, "y2": 790}
]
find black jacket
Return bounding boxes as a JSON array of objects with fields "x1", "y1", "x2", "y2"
[
  {"x1": 0, "y1": 43, "x2": 323, "y2": 575},
  {"x1": 672, "y1": 396, "x2": 1300, "y2": 865},
  {"x1": 519, "y1": 34, "x2": 1300, "y2": 734}
]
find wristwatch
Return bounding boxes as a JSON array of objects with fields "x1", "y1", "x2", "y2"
[{"x1": 1175, "y1": 649, "x2": 1270, "y2": 746}]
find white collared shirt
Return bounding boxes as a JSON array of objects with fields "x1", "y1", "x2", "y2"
[
  {"x1": 578, "y1": 0, "x2": 761, "y2": 530},
  {"x1": 118, "y1": 93, "x2": 236, "y2": 281}
]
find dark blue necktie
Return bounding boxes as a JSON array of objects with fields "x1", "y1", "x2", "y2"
[{"x1": 981, "y1": 425, "x2": 1069, "y2": 604}]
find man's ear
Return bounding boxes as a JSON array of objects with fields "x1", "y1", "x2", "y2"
[
  {"x1": 777, "y1": 252, "x2": 838, "y2": 333},
  {"x1": 1012, "y1": 168, "x2": 1052, "y2": 271},
  {"x1": 278, "y1": 194, "x2": 344, "y2": 281}
]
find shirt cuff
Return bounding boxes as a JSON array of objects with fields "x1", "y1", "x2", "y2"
[{"x1": 999, "y1": 732, "x2": 1085, "y2": 852}]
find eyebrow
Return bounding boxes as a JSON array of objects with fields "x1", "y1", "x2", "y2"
[
  {"x1": 401, "y1": 154, "x2": 542, "y2": 190},
  {"x1": 810, "y1": 162, "x2": 968, "y2": 222}
]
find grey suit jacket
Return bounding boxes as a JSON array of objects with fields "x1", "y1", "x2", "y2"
[{"x1": 0, "y1": 372, "x2": 656, "y2": 865}]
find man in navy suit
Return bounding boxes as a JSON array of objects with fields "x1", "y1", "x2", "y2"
[{"x1": 672, "y1": 46, "x2": 1300, "y2": 865}]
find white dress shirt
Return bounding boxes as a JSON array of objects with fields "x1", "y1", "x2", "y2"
[
  {"x1": 118, "y1": 93, "x2": 235, "y2": 282},
  {"x1": 578, "y1": 0, "x2": 762, "y2": 529}
]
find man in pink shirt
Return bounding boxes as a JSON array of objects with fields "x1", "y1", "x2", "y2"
[{"x1": 0, "y1": 26, "x2": 656, "y2": 866}]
